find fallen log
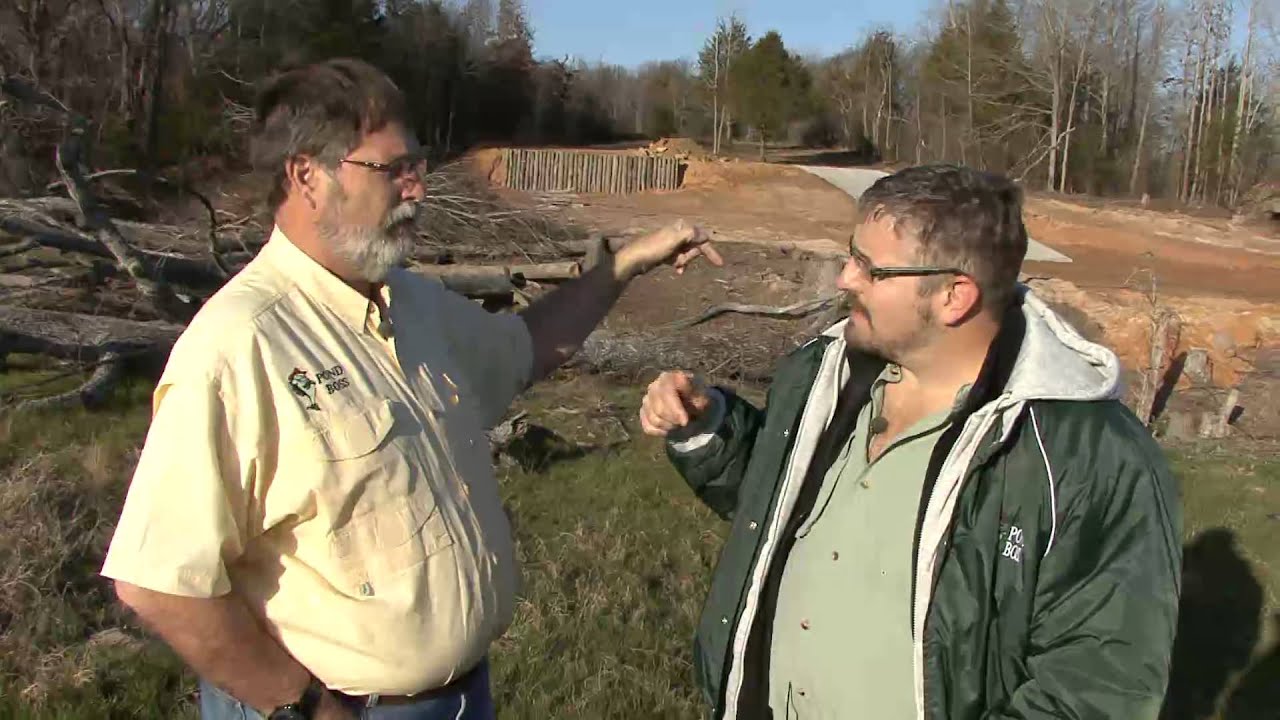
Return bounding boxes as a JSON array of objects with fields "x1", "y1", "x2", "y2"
[
  {"x1": 0, "y1": 239, "x2": 38, "y2": 258},
  {"x1": 7, "y1": 351, "x2": 126, "y2": 412},
  {"x1": 0, "y1": 305, "x2": 183, "y2": 363},
  {"x1": 414, "y1": 261, "x2": 580, "y2": 297},
  {"x1": 421, "y1": 262, "x2": 579, "y2": 281},
  {"x1": 9, "y1": 197, "x2": 243, "y2": 252},
  {"x1": 0, "y1": 305, "x2": 185, "y2": 411},
  {"x1": 0, "y1": 211, "x2": 113, "y2": 258},
  {"x1": 414, "y1": 265, "x2": 522, "y2": 298},
  {"x1": 509, "y1": 261, "x2": 580, "y2": 281},
  {"x1": 532, "y1": 235, "x2": 632, "y2": 258},
  {"x1": 1, "y1": 76, "x2": 207, "y2": 322},
  {"x1": 34, "y1": 165, "x2": 226, "y2": 275},
  {"x1": 412, "y1": 235, "x2": 628, "y2": 263}
]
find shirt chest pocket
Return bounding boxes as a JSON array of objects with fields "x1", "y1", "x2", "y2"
[{"x1": 308, "y1": 399, "x2": 455, "y2": 598}]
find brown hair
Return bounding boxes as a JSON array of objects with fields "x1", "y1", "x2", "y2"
[
  {"x1": 251, "y1": 58, "x2": 408, "y2": 210},
  {"x1": 857, "y1": 163, "x2": 1028, "y2": 311}
]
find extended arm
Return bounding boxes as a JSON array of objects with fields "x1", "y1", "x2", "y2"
[{"x1": 519, "y1": 221, "x2": 721, "y2": 383}]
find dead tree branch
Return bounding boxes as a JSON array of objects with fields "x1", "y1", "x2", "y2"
[
  {"x1": 45, "y1": 168, "x2": 229, "y2": 278},
  {"x1": 673, "y1": 295, "x2": 840, "y2": 329},
  {"x1": 0, "y1": 199, "x2": 232, "y2": 291},
  {"x1": 2, "y1": 75, "x2": 202, "y2": 321}
]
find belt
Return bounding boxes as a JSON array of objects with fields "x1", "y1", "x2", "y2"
[{"x1": 339, "y1": 661, "x2": 483, "y2": 708}]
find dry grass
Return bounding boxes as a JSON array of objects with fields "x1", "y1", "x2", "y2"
[
  {"x1": 0, "y1": 367, "x2": 1276, "y2": 718},
  {"x1": 0, "y1": 371, "x2": 195, "y2": 719}
]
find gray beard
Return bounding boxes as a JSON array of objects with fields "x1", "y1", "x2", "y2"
[{"x1": 319, "y1": 203, "x2": 416, "y2": 283}]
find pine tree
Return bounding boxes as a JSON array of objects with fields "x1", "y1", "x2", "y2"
[
  {"x1": 922, "y1": 0, "x2": 1029, "y2": 170},
  {"x1": 732, "y1": 31, "x2": 812, "y2": 159}
]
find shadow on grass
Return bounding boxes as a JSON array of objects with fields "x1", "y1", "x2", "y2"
[
  {"x1": 1160, "y1": 528, "x2": 1276, "y2": 720},
  {"x1": 1222, "y1": 613, "x2": 1280, "y2": 719},
  {"x1": 498, "y1": 422, "x2": 627, "y2": 474}
]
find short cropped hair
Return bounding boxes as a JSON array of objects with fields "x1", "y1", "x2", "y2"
[
  {"x1": 858, "y1": 164, "x2": 1028, "y2": 311},
  {"x1": 251, "y1": 58, "x2": 408, "y2": 210}
]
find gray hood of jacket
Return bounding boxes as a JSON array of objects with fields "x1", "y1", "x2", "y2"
[{"x1": 821, "y1": 285, "x2": 1123, "y2": 408}]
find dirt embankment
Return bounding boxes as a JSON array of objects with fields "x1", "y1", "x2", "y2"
[
  {"x1": 460, "y1": 149, "x2": 1280, "y2": 430},
  {"x1": 1023, "y1": 197, "x2": 1280, "y2": 302}
]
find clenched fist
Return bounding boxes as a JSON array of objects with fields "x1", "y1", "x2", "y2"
[{"x1": 640, "y1": 370, "x2": 715, "y2": 438}]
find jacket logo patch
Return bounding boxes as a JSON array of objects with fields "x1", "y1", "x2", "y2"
[
  {"x1": 1001, "y1": 525, "x2": 1025, "y2": 563},
  {"x1": 287, "y1": 364, "x2": 350, "y2": 410}
]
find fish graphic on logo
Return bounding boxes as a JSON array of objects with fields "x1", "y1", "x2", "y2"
[{"x1": 288, "y1": 368, "x2": 320, "y2": 411}]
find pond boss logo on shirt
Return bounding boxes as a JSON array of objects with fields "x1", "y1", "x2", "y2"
[{"x1": 287, "y1": 365, "x2": 350, "y2": 410}]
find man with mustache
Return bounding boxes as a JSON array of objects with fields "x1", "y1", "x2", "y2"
[
  {"x1": 642, "y1": 164, "x2": 1181, "y2": 720},
  {"x1": 102, "y1": 58, "x2": 720, "y2": 720}
]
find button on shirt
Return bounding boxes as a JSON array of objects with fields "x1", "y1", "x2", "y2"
[
  {"x1": 101, "y1": 227, "x2": 533, "y2": 696},
  {"x1": 769, "y1": 365, "x2": 968, "y2": 719}
]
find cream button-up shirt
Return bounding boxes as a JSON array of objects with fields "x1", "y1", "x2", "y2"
[{"x1": 102, "y1": 227, "x2": 533, "y2": 696}]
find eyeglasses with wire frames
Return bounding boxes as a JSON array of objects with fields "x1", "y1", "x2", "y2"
[
  {"x1": 339, "y1": 150, "x2": 428, "y2": 182},
  {"x1": 846, "y1": 236, "x2": 966, "y2": 282}
]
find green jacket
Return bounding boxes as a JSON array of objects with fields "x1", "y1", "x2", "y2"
[{"x1": 666, "y1": 289, "x2": 1182, "y2": 720}]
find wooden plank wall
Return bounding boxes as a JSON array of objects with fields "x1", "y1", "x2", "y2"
[{"x1": 503, "y1": 149, "x2": 681, "y2": 193}]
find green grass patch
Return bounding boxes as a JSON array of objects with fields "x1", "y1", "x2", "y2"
[
  {"x1": 1164, "y1": 446, "x2": 1280, "y2": 720},
  {"x1": 491, "y1": 441, "x2": 722, "y2": 718},
  {"x1": 1, "y1": 374, "x2": 1277, "y2": 718}
]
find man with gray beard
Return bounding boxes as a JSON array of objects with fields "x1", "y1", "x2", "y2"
[{"x1": 101, "y1": 58, "x2": 721, "y2": 720}]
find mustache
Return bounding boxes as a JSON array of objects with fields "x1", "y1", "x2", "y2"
[{"x1": 384, "y1": 202, "x2": 418, "y2": 228}]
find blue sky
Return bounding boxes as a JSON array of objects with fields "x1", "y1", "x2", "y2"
[{"x1": 526, "y1": 0, "x2": 937, "y2": 68}]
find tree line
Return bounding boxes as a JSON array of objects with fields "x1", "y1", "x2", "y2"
[
  {"x1": 687, "y1": 0, "x2": 1277, "y2": 206},
  {"x1": 1, "y1": 0, "x2": 1275, "y2": 208}
]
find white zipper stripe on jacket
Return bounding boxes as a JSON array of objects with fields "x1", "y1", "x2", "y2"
[
  {"x1": 721, "y1": 341, "x2": 846, "y2": 720},
  {"x1": 909, "y1": 400, "x2": 1023, "y2": 720},
  {"x1": 1030, "y1": 407, "x2": 1058, "y2": 557}
]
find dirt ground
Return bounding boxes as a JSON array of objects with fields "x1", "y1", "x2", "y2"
[
  {"x1": 474, "y1": 151, "x2": 1280, "y2": 439},
  {"x1": 1022, "y1": 197, "x2": 1280, "y2": 302}
]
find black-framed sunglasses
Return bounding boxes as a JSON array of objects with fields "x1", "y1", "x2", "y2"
[
  {"x1": 339, "y1": 151, "x2": 428, "y2": 181},
  {"x1": 847, "y1": 239, "x2": 966, "y2": 282}
]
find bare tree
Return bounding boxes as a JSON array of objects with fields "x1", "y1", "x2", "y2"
[
  {"x1": 697, "y1": 14, "x2": 748, "y2": 155},
  {"x1": 1129, "y1": 1, "x2": 1166, "y2": 195},
  {"x1": 1226, "y1": 0, "x2": 1258, "y2": 205},
  {"x1": 1058, "y1": 1, "x2": 1099, "y2": 192}
]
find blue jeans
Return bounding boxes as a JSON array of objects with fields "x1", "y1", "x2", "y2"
[{"x1": 199, "y1": 661, "x2": 495, "y2": 720}]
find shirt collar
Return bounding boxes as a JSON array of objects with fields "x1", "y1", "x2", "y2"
[
  {"x1": 261, "y1": 226, "x2": 377, "y2": 334},
  {"x1": 875, "y1": 363, "x2": 974, "y2": 415}
]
